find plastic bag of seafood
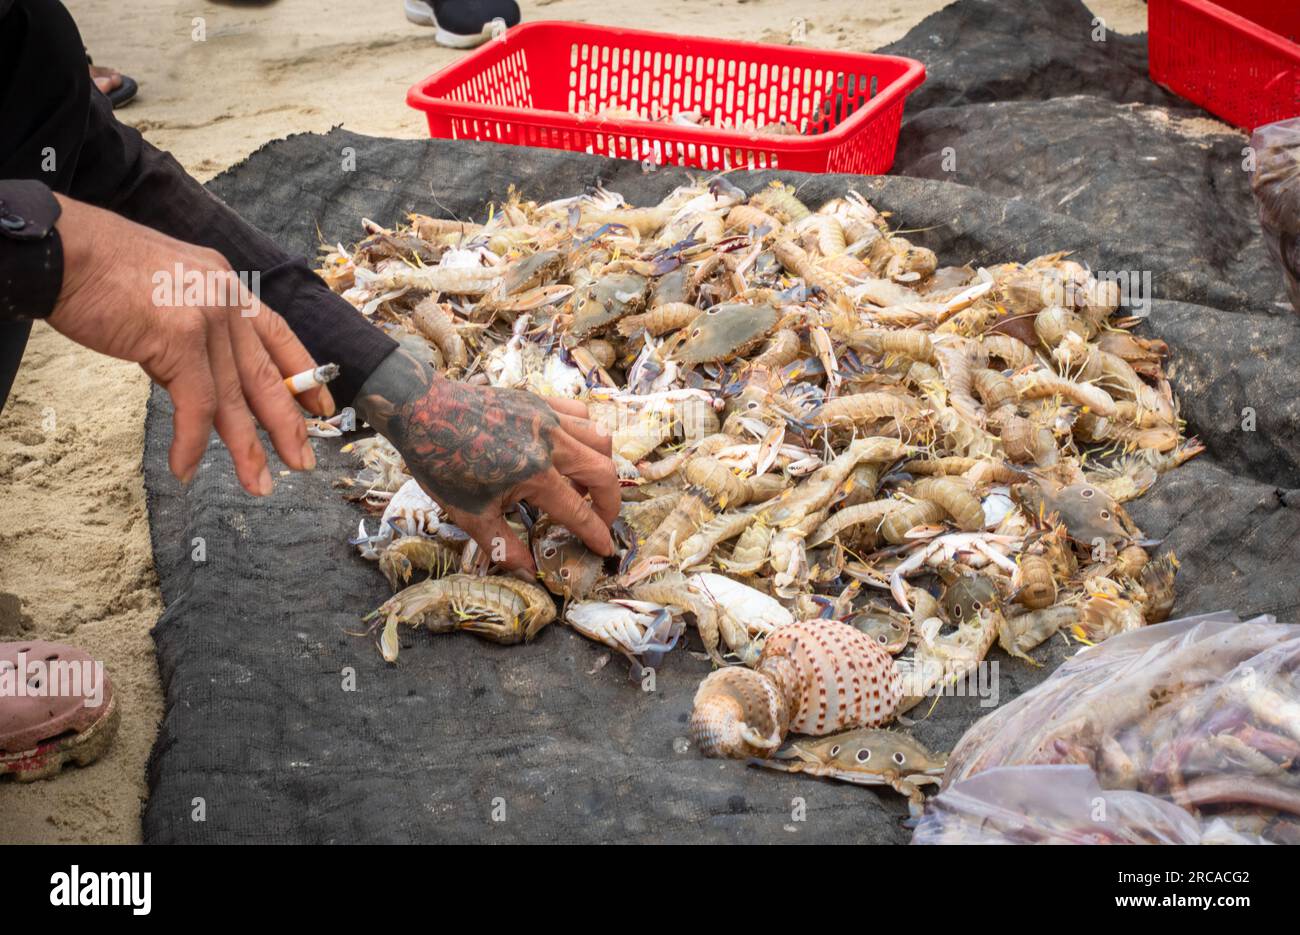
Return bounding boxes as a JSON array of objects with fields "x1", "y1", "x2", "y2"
[
  {"x1": 1250, "y1": 117, "x2": 1300, "y2": 316},
  {"x1": 915, "y1": 611, "x2": 1300, "y2": 844},
  {"x1": 910, "y1": 765, "x2": 1265, "y2": 845}
]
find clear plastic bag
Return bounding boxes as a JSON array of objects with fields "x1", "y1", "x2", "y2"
[
  {"x1": 1251, "y1": 118, "x2": 1300, "y2": 314},
  {"x1": 914, "y1": 612, "x2": 1300, "y2": 844},
  {"x1": 912, "y1": 765, "x2": 1210, "y2": 844}
]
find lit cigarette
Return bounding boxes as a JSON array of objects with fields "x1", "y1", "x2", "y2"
[{"x1": 284, "y1": 363, "x2": 339, "y2": 395}]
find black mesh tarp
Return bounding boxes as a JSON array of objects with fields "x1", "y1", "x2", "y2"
[{"x1": 141, "y1": 0, "x2": 1300, "y2": 843}]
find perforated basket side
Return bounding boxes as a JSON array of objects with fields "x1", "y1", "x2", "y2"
[
  {"x1": 408, "y1": 22, "x2": 924, "y2": 172},
  {"x1": 440, "y1": 42, "x2": 537, "y2": 109},
  {"x1": 561, "y1": 37, "x2": 901, "y2": 137},
  {"x1": 1150, "y1": 0, "x2": 1300, "y2": 130},
  {"x1": 825, "y1": 97, "x2": 907, "y2": 175}
]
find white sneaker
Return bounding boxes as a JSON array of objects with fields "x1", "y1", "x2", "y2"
[{"x1": 404, "y1": 0, "x2": 520, "y2": 49}]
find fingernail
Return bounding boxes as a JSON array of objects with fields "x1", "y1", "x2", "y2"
[
  {"x1": 257, "y1": 465, "x2": 274, "y2": 496},
  {"x1": 178, "y1": 466, "x2": 196, "y2": 487},
  {"x1": 300, "y1": 440, "x2": 316, "y2": 470}
]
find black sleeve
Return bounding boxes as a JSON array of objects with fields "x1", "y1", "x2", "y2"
[
  {"x1": 0, "y1": 0, "x2": 397, "y2": 404},
  {"x1": 65, "y1": 92, "x2": 399, "y2": 405},
  {"x1": 0, "y1": 0, "x2": 82, "y2": 324},
  {"x1": 0, "y1": 178, "x2": 63, "y2": 320}
]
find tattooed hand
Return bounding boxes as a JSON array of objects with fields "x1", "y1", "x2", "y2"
[{"x1": 355, "y1": 348, "x2": 618, "y2": 570}]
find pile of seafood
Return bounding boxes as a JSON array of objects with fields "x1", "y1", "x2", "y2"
[{"x1": 317, "y1": 177, "x2": 1199, "y2": 811}]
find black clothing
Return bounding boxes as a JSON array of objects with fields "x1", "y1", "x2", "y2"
[
  {"x1": 0, "y1": 0, "x2": 398, "y2": 410},
  {"x1": 0, "y1": 179, "x2": 63, "y2": 320}
]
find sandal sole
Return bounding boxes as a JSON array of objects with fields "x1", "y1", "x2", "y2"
[{"x1": 0, "y1": 694, "x2": 120, "y2": 782}]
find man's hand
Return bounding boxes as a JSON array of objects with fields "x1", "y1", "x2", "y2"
[
  {"x1": 355, "y1": 348, "x2": 619, "y2": 571},
  {"x1": 50, "y1": 195, "x2": 333, "y2": 495}
]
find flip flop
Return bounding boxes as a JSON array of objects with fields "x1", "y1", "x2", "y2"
[
  {"x1": 0, "y1": 640, "x2": 119, "y2": 782},
  {"x1": 87, "y1": 57, "x2": 139, "y2": 110},
  {"x1": 106, "y1": 75, "x2": 139, "y2": 110}
]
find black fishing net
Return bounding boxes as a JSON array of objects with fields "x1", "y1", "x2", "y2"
[{"x1": 141, "y1": 0, "x2": 1300, "y2": 843}]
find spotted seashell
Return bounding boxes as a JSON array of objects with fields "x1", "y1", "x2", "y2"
[
  {"x1": 759, "y1": 619, "x2": 903, "y2": 736},
  {"x1": 689, "y1": 619, "x2": 903, "y2": 759},
  {"x1": 689, "y1": 666, "x2": 786, "y2": 759}
]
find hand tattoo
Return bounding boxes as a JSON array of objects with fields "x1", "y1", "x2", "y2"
[
  {"x1": 355, "y1": 348, "x2": 559, "y2": 512},
  {"x1": 355, "y1": 346, "x2": 619, "y2": 568}
]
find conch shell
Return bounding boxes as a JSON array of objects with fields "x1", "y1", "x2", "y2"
[{"x1": 690, "y1": 619, "x2": 903, "y2": 758}]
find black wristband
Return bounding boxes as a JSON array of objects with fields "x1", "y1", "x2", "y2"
[{"x1": 0, "y1": 179, "x2": 65, "y2": 321}]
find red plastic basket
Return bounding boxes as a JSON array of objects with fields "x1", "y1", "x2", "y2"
[
  {"x1": 1149, "y1": 0, "x2": 1300, "y2": 130},
  {"x1": 407, "y1": 21, "x2": 925, "y2": 174}
]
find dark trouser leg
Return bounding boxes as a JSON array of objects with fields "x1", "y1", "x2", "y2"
[
  {"x1": 0, "y1": 0, "x2": 94, "y2": 413},
  {"x1": 0, "y1": 319, "x2": 33, "y2": 414}
]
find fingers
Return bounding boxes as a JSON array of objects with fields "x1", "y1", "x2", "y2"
[
  {"x1": 228, "y1": 306, "x2": 315, "y2": 472},
  {"x1": 525, "y1": 468, "x2": 614, "y2": 556},
  {"x1": 544, "y1": 397, "x2": 588, "y2": 420},
  {"x1": 247, "y1": 302, "x2": 336, "y2": 417},
  {"x1": 205, "y1": 310, "x2": 274, "y2": 496},
  {"x1": 554, "y1": 412, "x2": 612, "y2": 457},
  {"x1": 553, "y1": 435, "x2": 620, "y2": 525},
  {"x1": 444, "y1": 504, "x2": 535, "y2": 572},
  {"x1": 143, "y1": 309, "x2": 217, "y2": 486},
  {"x1": 162, "y1": 339, "x2": 218, "y2": 485}
]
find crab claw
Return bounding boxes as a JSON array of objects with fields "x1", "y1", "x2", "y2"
[
  {"x1": 618, "y1": 554, "x2": 673, "y2": 587},
  {"x1": 347, "y1": 519, "x2": 372, "y2": 546},
  {"x1": 349, "y1": 519, "x2": 384, "y2": 560},
  {"x1": 891, "y1": 573, "x2": 913, "y2": 616},
  {"x1": 708, "y1": 176, "x2": 747, "y2": 202}
]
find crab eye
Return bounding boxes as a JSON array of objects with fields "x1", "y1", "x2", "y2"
[
  {"x1": 856, "y1": 748, "x2": 871, "y2": 763},
  {"x1": 1080, "y1": 488, "x2": 1095, "y2": 499},
  {"x1": 892, "y1": 752, "x2": 906, "y2": 765},
  {"x1": 829, "y1": 745, "x2": 841, "y2": 757}
]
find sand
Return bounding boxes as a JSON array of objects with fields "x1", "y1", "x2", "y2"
[
  {"x1": 0, "y1": 329, "x2": 161, "y2": 843},
  {"x1": 0, "y1": 0, "x2": 1147, "y2": 843}
]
